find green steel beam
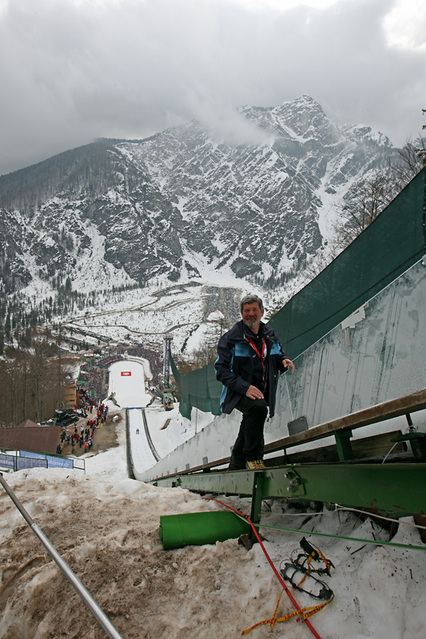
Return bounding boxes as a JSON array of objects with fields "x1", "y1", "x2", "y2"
[
  {"x1": 334, "y1": 429, "x2": 354, "y2": 461},
  {"x1": 151, "y1": 462, "x2": 426, "y2": 518},
  {"x1": 249, "y1": 472, "x2": 266, "y2": 540}
]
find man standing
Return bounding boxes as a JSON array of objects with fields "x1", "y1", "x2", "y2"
[{"x1": 215, "y1": 294, "x2": 294, "y2": 470}]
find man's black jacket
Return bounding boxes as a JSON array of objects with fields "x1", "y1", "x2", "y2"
[{"x1": 215, "y1": 320, "x2": 287, "y2": 418}]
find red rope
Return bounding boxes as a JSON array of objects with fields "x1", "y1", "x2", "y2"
[{"x1": 205, "y1": 498, "x2": 323, "y2": 639}]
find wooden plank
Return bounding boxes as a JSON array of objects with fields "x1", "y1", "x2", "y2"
[
  {"x1": 264, "y1": 388, "x2": 426, "y2": 455},
  {"x1": 265, "y1": 430, "x2": 407, "y2": 465},
  {"x1": 148, "y1": 389, "x2": 426, "y2": 480}
]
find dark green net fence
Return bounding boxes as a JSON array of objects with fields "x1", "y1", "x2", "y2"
[{"x1": 172, "y1": 168, "x2": 426, "y2": 419}]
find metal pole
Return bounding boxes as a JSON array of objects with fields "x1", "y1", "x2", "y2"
[{"x1": 0, "y1": 472, "x2": 123, "y2": 639}]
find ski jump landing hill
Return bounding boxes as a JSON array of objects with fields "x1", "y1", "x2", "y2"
[{"x1": 106, "y1": 359, "x2": 160, "y2": 474}]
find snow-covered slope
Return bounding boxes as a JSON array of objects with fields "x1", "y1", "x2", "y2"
[
  {"x1": 0, "y1": 96, "x2": 400, "y2": 355},
  {"x1": 1, "y1": 408, "x2": 425, "y2": 639}
]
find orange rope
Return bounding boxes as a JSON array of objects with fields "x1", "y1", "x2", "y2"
[
  {"x1": 241, "y1": 590, "x2": 334, "y2": 635},
  {"x1": 205, "y1": 498, "x2": 324, "y2": 639}
]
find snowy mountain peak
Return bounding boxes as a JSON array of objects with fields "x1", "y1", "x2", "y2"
[{"x1": 0, "y1": 96, "x2": 399, "y2": 338}]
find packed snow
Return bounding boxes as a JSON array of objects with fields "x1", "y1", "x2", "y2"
[
  {"x1": 107, "y1": 359, "x2": 152, "y2": 409},
  {"x1": 0, "y1": 360, "x2": 425, "y2": 639}
]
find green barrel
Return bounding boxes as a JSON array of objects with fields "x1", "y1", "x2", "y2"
[{"x1": 159, "y1": 511, "x2": 251, "y2": 549}]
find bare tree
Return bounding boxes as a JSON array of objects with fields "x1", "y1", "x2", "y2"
[
  {"x1": 192, "y1": 342, "x2": 218, "y2": 368},
  {"x1": 334, "y1": 129, "x2": 426, "y2": 256},
  {"x1": 392, "y1": 137, "x2": 426, "y2": 187},
  {"x1": 29, "y1": 341, "x2": 50, "y2": 423},
  {"x1": 327, "y1": 167, "x2": 396, "y2": 259},
  {"x1": 416, "y1": 110, "x2": 425, "y2": 165},
  {"x1": 0, "y1": 334, "x2": 69, "y2": 426}
]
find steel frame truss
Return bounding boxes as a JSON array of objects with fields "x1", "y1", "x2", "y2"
[{"x1": 151, "y1": 462, "x2": 426, "y2": 520}]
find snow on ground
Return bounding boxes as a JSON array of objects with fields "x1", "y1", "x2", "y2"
[
  {"x1": 138, "y1": 402, "x2": 185, "y2": 459},
  {"x1": 60, "y1": 276, "x2": 263, "y2": 358},
  {"x1": 106, "y1": 356, "x2": 190, "y2": 464},
  {"x1": 127, "y1": 409, "x2": 158, "y2": 471},
  {"x1": 1, "y1": 364, "x2": 425, "y2": 639},
  {"x1": 107, "y1": 359, "x2": 152, "y2": 409}
]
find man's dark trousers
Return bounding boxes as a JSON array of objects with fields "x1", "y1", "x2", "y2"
[{"x1": 229, "y1": 396, "x2": 268, "y2": 469}]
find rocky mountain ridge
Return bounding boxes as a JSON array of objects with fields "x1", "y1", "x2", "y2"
[{"x1": 0, "y1": 95, "x2": 399, "y2": 353}]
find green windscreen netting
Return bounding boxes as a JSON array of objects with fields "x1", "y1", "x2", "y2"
[
  {"x1": 170, "y1": 356, "x2": 222, "y2": 418},
  {"x1": 172, "y1": 168, "x2": 426, "y2": 419},
  {"x1": 269, "y1": 167, "x2": 426, "y2": 358}
]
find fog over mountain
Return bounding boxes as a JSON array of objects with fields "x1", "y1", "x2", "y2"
[{"x1": 0, "y1": 96, "x2": 399, "y2": 355}]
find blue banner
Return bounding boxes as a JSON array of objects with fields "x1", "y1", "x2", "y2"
[
  {"x1": 19, "y1": 451, "x2": 74, "y2": 469},
  {"x1": 17, "y1": 457, "x2": 48, "y2": 470},
  {"x1": 0, "y1": 453, "x2": 16, "y2": 471}
]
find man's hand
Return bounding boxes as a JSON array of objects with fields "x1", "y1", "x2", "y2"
[
  {"x1": 246, "y1": 385, "x2": 265, "y2": 400},
  {"x1": 283, "y1": 358, "x2": 295, "y2": 373}
]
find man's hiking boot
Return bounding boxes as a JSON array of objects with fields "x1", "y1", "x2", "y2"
[{"x1": 246, "y1": 459, "x2": 265, "y2": 470}]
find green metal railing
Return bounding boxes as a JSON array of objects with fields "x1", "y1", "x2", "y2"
[{"x1": 152, "y1": 462, "x2": 426, "y2": 520}]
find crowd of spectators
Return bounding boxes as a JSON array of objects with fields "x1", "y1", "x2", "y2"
[
  {"x1": 117, "y1": 345, "x2": 163, "y2": 386},
  {"x1": 77, "y1": 364, "x2": 107, "y2": 403},
  {"x1": 57, "y1": 347, "x2": 163, "y2": 457},
  {"x1": 77, "y1": 345, "x2": 163, "y2": 400},
  {"x1": 56, "y1": 386, "x2": 109, "y2": 455}
]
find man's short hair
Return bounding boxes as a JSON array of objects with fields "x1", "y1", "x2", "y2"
[{"x1": 240, "y1": 294, "x2": 264, "y2": 313}]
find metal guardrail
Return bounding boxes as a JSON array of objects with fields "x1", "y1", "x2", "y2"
[
  {"x1": 0, "y1": 472, "x2": 123, "y2": 639},
  {"x1": 0, "y1": 450, "x2": 85, "y2": 473}
]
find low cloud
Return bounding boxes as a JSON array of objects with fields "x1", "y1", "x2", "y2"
[{"x1": 0, "y1": 0, "x2": 425, "y2": 175}]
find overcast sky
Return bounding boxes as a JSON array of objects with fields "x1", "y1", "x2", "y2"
[{"x1": 0, "y1": 0, "x2": 425, "y2": 176}]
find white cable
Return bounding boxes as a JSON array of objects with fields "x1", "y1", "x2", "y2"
[
  {"x1": 334, "y1": 504, "x2": 426, "y2": 530},
  {"x1": 275, "y1": 504, "x2": 426, "y2": 532}
]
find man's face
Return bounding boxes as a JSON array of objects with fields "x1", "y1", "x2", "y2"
[{"x1": 241, "y1": 302, "x2": 264, "y2": 333}]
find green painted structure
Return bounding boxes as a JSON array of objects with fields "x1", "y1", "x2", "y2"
[{"x1": 152, "y1": 462, "x2": 426, "y2": 520}]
